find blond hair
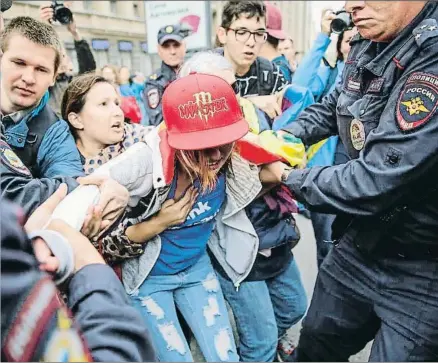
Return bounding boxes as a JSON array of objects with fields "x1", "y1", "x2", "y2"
[{"x1": 175, "y1": 147, "x2": 235, "y2": 193}]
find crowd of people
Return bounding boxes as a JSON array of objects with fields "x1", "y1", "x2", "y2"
[{"x1": 1, "y1": 0, "x2": 438, "y2": 362}]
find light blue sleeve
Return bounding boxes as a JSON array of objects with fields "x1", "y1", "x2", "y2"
[
  {"x1": 37, "y1": 120, "x2": 84, "y2": 178},
  {"x1": 293, "y1": 33, "x2": 332, "y2": 98}
]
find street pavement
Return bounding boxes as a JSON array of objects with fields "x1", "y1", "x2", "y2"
[{"x1": 192, "y1": 214, "x2": 371, "y2": 361}]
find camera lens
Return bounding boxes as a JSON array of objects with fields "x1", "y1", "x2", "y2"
[
  {"x1": 55, "y1": 6, "x2": 73, "y2": 25},
  {"x1": 331, "y1": 11, "x2": 352, "y2": 34}
]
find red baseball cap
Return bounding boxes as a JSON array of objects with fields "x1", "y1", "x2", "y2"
[
  {"x1": 265, "y1": 2, "x2": 287, "y2": 40},
  {"x1": 162, "y1": 73, "x2": 249, "y2": 150}
]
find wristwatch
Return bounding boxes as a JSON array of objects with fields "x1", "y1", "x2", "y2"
[{"x1": 281, "y1": 166, "x2": 293, "y2": 183}]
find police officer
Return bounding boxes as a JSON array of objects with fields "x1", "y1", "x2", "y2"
[
  {"x1": 1, "y1": 190, "x2": 156, "y2": 362},
  {"x1": 143, "y1": 24, "x2": 187, "y2": 126},
  {"x1": 264, "y1": 1, "x2": 438, "y2": 361}
]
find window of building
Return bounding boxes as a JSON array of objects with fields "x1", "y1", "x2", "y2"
[
  {"x1": 110, "y1": 0, "x2": 117, "y2": 14},
  {"x1": 83, "y1": 0, "x2": 92, "y2": 11},
  {"x1": 133, "y1": 3, "x2": 140, "y2": 17},
  {"x1": 91, "y1": 39, "x2": 110, "y2": 69}
]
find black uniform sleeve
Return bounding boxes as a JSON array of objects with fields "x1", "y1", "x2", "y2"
[
  {"x1": 284, "y1": 41, "x2": 438, "y2": 216},
  {"x1": 74, "y1": 39, "x2": 96, "y2": 75},
  {"x1": 282, "y1": 84, "x2": 340, "y2": 146},
  {"x1": 0, "y1": 202, "x2": 156, "y2": 362},
  {"x1": 1, "y1": 139, "x2": 79, "y2": 217},
  {"x1": 1, "y1": 170, "x2": 79, "y2": 218}
]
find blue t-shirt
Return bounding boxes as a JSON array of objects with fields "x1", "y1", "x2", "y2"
[{"x1": 149, "y1": 174, "x2": 226, "y2": 276}]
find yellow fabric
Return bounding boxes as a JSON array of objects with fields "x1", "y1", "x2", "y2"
[
  {"x1": 306, "y1": 139, "x2": 328, "y2": 162},
  {"x1": 239, "y1": 97, "x2": 260, "y2": 134},
  {"x1": 239, "y1": 97, "x2": 305, "y2": 167}
]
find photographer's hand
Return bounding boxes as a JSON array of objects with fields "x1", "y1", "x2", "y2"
[
  {"x1": 321, "y1": 9, "x2": 336, "y2": 35},
  {"x1": 67, "y1": 16, "x2": 82, "y2": 41},
  {"x1": 39, "y1": 4, "x2": 54, "y2": 24}
]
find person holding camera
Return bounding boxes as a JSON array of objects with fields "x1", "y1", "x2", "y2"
[
  {"x1": 291, "y1": 8, "x2": 356, "y2": 267},
  {"x1": 39, "y1": 1, "x2": 96, "y2": 116},
  {"x1": 1, "y1": 188, "x2": 156, "y2": 362}
]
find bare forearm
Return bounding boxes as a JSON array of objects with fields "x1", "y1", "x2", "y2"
[{"x1": 125, "y1": 217, "x2": 166, "y2": 243}]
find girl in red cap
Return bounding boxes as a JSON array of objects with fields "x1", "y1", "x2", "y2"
[{"x1": 61, "y1": 72, "x2": 290, "y2": 361}]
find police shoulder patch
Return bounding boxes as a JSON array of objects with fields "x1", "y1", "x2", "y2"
[
  {"x1": 396, "y1": 72, "x2": 438, "y2": 132},
  {"x1": 147, "y1": 88, "x2": 160, "y2": 109},
  {"x1": 0, "y1": 139, "x2": 31, "y2": 176}
]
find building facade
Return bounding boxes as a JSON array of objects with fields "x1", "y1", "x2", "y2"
[
  {"x1": 4, "y1": 1, "x2": 317, "y2": 76},
  {"x1": 4, "y1": 0, "x2": 154, "y2": 75}
]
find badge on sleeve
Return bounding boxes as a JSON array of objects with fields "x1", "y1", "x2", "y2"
[
  {"x1": 0, "y1": 139, "x2": 31, "y2": 176},
  {"x1": 396, "y1": 72, "x2": 438, "y2": 132},
  {"x1": 43, "y1": 308, "x2": 91, "y2": 362},
  {"x1": 147, "y1": 88, "x2": 160, "y2": 109},
  {"x1": 350, "y1": 119, "x2": 365, "y2": 150}
]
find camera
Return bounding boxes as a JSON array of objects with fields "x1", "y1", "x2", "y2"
[
  {"x1": 51, "y1": 0, "x2": 73, "y2": 25},
  {"x1": 330, "y1": 10, "x2": 353, "y2": 35},
  {"x1": 1, "y1": 0, "x2": 12, "y2": 13}
]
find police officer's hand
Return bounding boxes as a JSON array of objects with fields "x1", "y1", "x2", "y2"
[
  {"x1": 25, "y1": 184, "x2": 68, "y2": 272},
  {"x1": 47, "y1": 219, "x2": 105, "y2": 273},
  {"x1": 259, "y1": 161, "x2": 289, "y2": 184},
  {"x1": 78, "y1": 175, "x2": 130, "y2": 236},
  {"x1": 247, "y1": 95, "x2": 282, "y2": 119},
  {"x1": 321, "y1": 9, "x2": 336, "y2": 35}
]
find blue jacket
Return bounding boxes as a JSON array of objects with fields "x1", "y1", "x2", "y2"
[
  {"x1": 3, "y1": 92, "x2": 83, "y2": 178},
  {"x1": 273, "y1": 54, "x2": 293, "y2": 84},
  {"x1": 292, "y1": 32, "x2": 345, "y2": 167},
  {"x1": 119, "y1": 83, "x2": 149, "y2": 126}
]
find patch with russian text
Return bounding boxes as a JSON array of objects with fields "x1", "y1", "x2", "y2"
[
  {"x1": 0, "y1": 139, "x2": 31, "y2": 176},
  {"x1": 396, "y1": 72, "x2": 438, "y2": 132},
  {"x1": 346, "y1": 76, "x2": 361, "y2": 92},
  {"x1": 367, "y1": 77, "x2": 384, "y2": 94}
]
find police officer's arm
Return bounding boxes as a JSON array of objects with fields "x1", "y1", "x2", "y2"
[
  {"x1": 1, "y1": 140, "x2": 79, "y2": 217},
  {"x1": 37, "y1": 120, "x2": 84, "y2": 178},
  {"x1": 1, "y1": 172, "x2": 79, "y2": 217},
  {"x1": 282, "y1": 84, "x2": 340, "y2": 145},
  {"x1": 1, "y1": 204, "x2": 156, "y2": 362},
  {"x1": 46, "y1": 219, "x2": 156, "y2": 362},
  {"x1": 284, "y1": 42, "x2": 438, "y2": 216}
]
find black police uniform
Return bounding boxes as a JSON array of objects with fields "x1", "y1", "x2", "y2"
[
  {"x1": 1, "y1": 200, "x2": 156, "y2": 362},
  {"x1": 143, "y1": 24, "x2": 187, "y2": 127},
  {"x1": 282, "y1": 2, "x2": 438, "y2": 361}
]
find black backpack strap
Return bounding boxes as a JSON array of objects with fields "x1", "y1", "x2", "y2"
[
  {"x1": 13, "y1": 106, "x2": 59, "y2": 177},
  {"x1": 256, "y1": 56, "x2": 276, "y2": 95}
]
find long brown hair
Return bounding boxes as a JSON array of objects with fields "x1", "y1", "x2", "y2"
[{"x1": 175, "y1": 145, "x2": 235, "y2": 193}]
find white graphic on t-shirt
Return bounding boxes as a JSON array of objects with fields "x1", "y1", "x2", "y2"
[{"x1": 187, "y1": 201, "x2": 211, "y2": 220}]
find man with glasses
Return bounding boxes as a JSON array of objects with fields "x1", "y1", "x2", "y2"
[{"x1": 216, "y1": 1, "x2": 288, "y2": 120}]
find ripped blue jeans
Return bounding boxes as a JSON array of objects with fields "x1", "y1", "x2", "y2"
[{"x1": 130, "y1": 253, "x2": 239, "y2": 362}]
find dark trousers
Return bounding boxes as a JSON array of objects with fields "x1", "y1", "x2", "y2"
[
  {"x1": 310, "y1": 212, "x2": 335, "y2": 268},
  {"x1": 291, "y1": 240, "x2": 438, "y2": 362}
]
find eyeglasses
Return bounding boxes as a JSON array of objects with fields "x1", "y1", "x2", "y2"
[{"x1": 227, "y1": 28, "x2": 268, "y2": 44}]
